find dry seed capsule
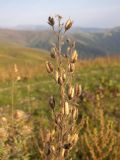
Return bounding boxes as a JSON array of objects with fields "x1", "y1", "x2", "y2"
[
  {"x1": 71, "y1": 133, "x2": 79, "y2": 144},
  {"x1": 58, "y1": 76, "x2": 63, "y2": 85},
  {"x1": 55, "y1": 71, "x2": 59, "y2": 82},
  {"x1": 62, "y1": 73, "x2": 66, "y2": 81},
  {"x1": 61, "y1": 148, "x2": 65, "y2": 157},
  {"x1": 50, "y1": 47, "x2": 57, "y2": 58},
  {"x1": 72, "y1": 107, "x2": 78, "y2": 120},
  {"x1": 51, "y1": 145, "x2": 55, "y2": 152},
  {"x1": 62, "y1": 72, "x2": 66, "y2": 81},
  {"x1": 68, "y1": 85, "x2": 74, "y2": 99},
  {"x1": 65, "y1": 19, "x2": 73, "y2": 31},
  {"x1": 55, "y1": 114, "x2": 61, "y2": 124},
  {"x1": 64, "y1": 101, "x2": 69, "y2": 115},
  {"x1": 63, "y1": 143, "x2": 71, "y2": 149},
  {"x1": 49, "y1": 96, "x2": 55, "y2": 110},
  {"x1": 46, "y1": 61, "x2": 53, "y2": 73},
  {"x1": 68, "y1": 63, "x2": 75, "y2": 73},
  {"x1": 75, "y1": 84, "x2": 82, "y2": 96},
  {"x1": 71, "y1": 50, "x2": 78, "y2": 63},
  {"x1": 45, "y1": 142, "x2": 51, "y2": 156},
  {"x1": 48, "y1": 16, "x2": 55, "y2": 26}
]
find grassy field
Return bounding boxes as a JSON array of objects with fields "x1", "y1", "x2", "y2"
[
  {"x1": 0, "y1": 43, "x2": 120, "y2": 121},
  {"x1": 0, "y1": 43, "x2": 120, "y2": 159}
]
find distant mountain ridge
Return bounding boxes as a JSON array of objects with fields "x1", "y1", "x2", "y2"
[{"x1": 0, "y1": 26, "x2": 120, "y2": 58}]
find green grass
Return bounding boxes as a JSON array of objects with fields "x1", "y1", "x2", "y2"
[
  {"x1": 0, "y1": 42, "x2": 48, "y2": 66},
  {"x1": 0, "y1": 43, "x2": 120, "y2": 123}
]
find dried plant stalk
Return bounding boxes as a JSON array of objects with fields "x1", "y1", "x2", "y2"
[
  {"x1": 39, "y1": 15, "x2": 83, "y2": 160},
  {"x1": 81, "y1": 108, "x2": 118, "y2": 160}
]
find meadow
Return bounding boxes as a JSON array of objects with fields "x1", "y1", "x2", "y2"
[{"x1": 0, "y1": 16, "x2": 120, "y2": 160}]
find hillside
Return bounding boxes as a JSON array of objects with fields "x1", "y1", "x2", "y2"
[
  {"x1": 0, "y1": 27, "x2": 120, "y2": 58},
  {"x1": 0, "y1": 42, "x2": 48, "y2": 66}
]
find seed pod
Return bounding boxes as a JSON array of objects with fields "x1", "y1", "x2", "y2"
[
  {"x1": 75, "y1": 84, "x2": 82, "y2": 96},
  {"x1": 49, "y1": 96, "x2": 55, "y2": 110},
  {"x1": 72, "y1": 107, "x2": 78, "y2": 120},
  {"x1": 55, "y1": 114, "x2": 61, "y2": 124},
  {"x1": 63, "y1": 143, "x2": 71, "y2": 149},
  {"x1": 71, "y1": 133, "x2": 79, "y2": 144},
  {"x1": 51, "y1": 145, "x2": 55, "y2": 152},
  {"x1": 61, "y1": 148, "x2": 65, "y2": 157},
  {"x1": 46, "y1": 61, "x2": 53, "y2": 73},
  {"x1": 62, "y1": 72, "x2": 66, "y2": 81},
  {"x1": 48, "y1": 16, "x2": 55, "y2": 26},
  {"x1": 58, "y1": 76, "x2": 63, "y2": 85},
  {"x1": 68, "y1": 85, "x2": 74, "y2": 99},
  {"x1": 55, "y1": 71, "x2": 59, "y2": 82},
  {"x1": 64, "y1": 101, "x2": 69, "y2": 115},
  {"x1": 68, "y1": 63, "x2": 75, "y2": 73},
  {"x1": 46, "y1": 131, "x2": 51, "y2": 142},
  {"x1": 71, "y1": 50, "x2": 78, "y2": 63},
  {"x1": 50, "y1": 47, "x2": 57, "y2": 58},
  {"x1": 65, "y1": 19, "x2": 73, "y2": 31},
  {"x1": 45, "y1": 142, "x2": 51, "y2": 156}
]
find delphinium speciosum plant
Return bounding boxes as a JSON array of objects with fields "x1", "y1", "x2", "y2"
[{"x1": 39, "y1": 15, "x2": 83, "y2": 160}]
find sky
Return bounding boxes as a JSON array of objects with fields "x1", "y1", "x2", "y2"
[{"x1": 0, "y1": 0, "x2": 120, "y2": 28}]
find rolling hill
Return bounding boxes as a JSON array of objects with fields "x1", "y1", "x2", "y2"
[
  {"x1": 0, "y1": 42, "x2": 48, "y2": 66},
  {"x1": 0, "y1": 27, "x2": 120, "y2": 58}
]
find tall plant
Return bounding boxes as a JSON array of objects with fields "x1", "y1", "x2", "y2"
[{"x1": 39, "y1": 15, "x2": 83, "y2": 160}]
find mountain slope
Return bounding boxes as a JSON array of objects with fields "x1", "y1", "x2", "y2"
[
  {"x1": 0, "y1": 27, "x2": 120, "y2": 58},
  {"x1": 0, "y1": 42, "x2": 48, "y2": 66}
]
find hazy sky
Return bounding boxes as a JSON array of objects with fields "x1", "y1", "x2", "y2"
[{"x1": 0, "y1": 0, "x2": 120, "y2": 28}]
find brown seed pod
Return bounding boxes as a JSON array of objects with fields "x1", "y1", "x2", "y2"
[
  {"x1": 63, "y1": 143, "x2": 71, "y2": 149},
  {"x1": 65, "y1": 19, "x2": 73, "y2": 31},
  {"x1": 64, "y1": 101, "x2": 69, "y2": 115},
  {"x1": 58, "y1": 76, "x2": 63, "y2": 85},
  {"x1": 71, "y1": 50, "x2": 78, "y2": 63},
  {"x1": 71, "y1": 133, "x2": 79, "y2": 144},
  {"x1": 55, "y1": 71, "x2": 59, "y2": 82},
  {"x1": 55, "y1": 114, "x2": 62, "y2": 124},
  {"x1": 45, "y1": 142, "x2": 51, "y2": 156},
  {"x1": 75, "y1": 84, "x2": 82, "y2": 96},
  {"x1": 72, "y1": 107, "x2": 78, "y2": 120},
  {"x1": 62, "y1": 73, "x2": 66, "y2": 81},
  {"x1": 50, "y1": 47, "x2": 57, "y2": 58},
  {"x1": 68, "y1": 85, "x2": 74, "y2": 99},
  {"x1": 48, "y1": 16, "x2": 55, "y2": 26},
  {"x1": 68, "y1": 63, "x2": 75, "y2": 73},
  {"x1": 46, "y1": 61, "x2": 53, "y2": 73},
  {"x1": 49, "y1": 96, "x2": 55, "y2": 110}
]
